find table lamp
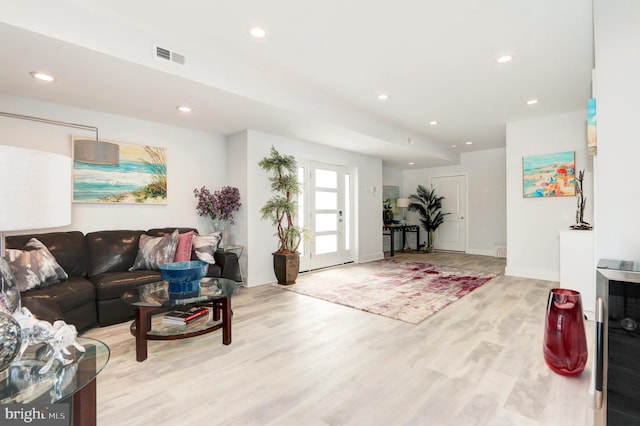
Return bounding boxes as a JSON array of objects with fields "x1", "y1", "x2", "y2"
[
  {"x1": 397, "y1": 198, "x2": 410, "y2": 223},
  {"x1": 0, "y1": 145, "x2": 72, "y2": 256}
]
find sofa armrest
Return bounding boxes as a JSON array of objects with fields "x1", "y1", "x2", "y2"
[{"x1": 214, "y1": 251, "x2": 241, "y2": 282}]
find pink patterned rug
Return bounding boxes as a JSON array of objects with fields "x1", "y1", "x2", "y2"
[{"x1": 274, "y1": 259, "x2": 497, "y2": 324}]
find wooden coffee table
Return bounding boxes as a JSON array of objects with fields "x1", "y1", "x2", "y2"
[{"x1": 121, "y1": 277, "x2": 239, "y2": 362}]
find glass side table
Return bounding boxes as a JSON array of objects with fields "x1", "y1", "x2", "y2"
[{"x1": 0, "y1": 337, "x2": 110, "y2": 426}]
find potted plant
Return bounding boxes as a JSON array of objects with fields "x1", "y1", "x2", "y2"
[
  {"x1": 407, "y1": 185, "x2": 449, "y2": 252},
  {"x1": 193, "y1": 185, "x2": 241, "y2": 247},
  {"x1": 258, "y1": 146, "x2": 307, "y2": 284}
]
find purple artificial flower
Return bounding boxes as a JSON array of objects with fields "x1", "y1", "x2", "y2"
[{"x1": 193, "y1": 186, "x2": 241, "y2": 223}]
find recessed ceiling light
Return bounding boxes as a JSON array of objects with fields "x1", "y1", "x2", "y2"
[
  {"x1": 176, "y1": 106, "x2": 192, "y2": 113},
  {"x1": 496, "y1": 55, "x2": 513, "y2": 64},
  {"x1": 451, "y1": 145, "x2": 457, "y2": 149},
  {"x1": 526, "y1": 99, "x2": 539, "y2": 105},
  {"x1": 377, "y1": 94, "x2": 389, "y2": 101},
  {"x1": 249, "y1": 26, "x2": 267, "y2": 38},
  {"x1": 29, "y1": 72, "x2": 56, "y2": 82},
  {"x1": 466, "y1": 141, "x2": 473, "y2": 145},
  {"x1": 429, "y1": 121, "x2": 439, "y2": 126},
  {"x1": 408, "y1": 162, "x2": 415, "y2": 166}
]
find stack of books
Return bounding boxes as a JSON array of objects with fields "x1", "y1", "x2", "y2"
[{"x1": 163, "y1": 306, "x2": 209, "y2": 325}]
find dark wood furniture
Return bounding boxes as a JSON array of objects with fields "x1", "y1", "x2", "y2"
[
  {"x1": 383, "y1": 224, "x2": 420, "y2": 256},
  {"x1": 121, "y1": 278, "x2": 239, "y2": 362}
]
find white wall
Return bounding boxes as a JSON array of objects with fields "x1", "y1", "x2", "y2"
[
  {"x1": 505, "y1": 110, "x2": 592, "y2": 281},
  {"x1": 402, "y1": 148, "x2": 507, "y2": 255},
  {"x1": 593, "y1": 0, "x2": 640, "y2": 261},
  {"x1": 0, "y1": 94, "x2": 227, "y2": 235},
  {"x1": 238, "y1": 130, "x2": 383, "y2": 287}
]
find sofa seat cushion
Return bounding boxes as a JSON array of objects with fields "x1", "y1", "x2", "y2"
[
  {"x1": 91, "y1": 270, "x2": 162, "y2": 300},
  {"x1": 20, "y1": 276, "x2": 96, "y2": 313}
]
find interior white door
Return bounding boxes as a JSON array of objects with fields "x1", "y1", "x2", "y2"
[{"x1": 431, "y1": 175, "x2": 467, "y2": 252}]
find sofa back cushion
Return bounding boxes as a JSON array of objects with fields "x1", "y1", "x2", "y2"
[
  {"x1": 5, "y1": 231, "x2": 87, "y2": 278},
  {"x1": 86, "y1": 230, "x2": 144, "y2": 277}
]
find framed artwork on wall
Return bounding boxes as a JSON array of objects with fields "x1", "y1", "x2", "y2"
[
  {"x1": 522, "y1": 151, "x2": 576, "y2": 198},
  {"x1": 587, "y1": 98, "x2": 597, "y2": 155},
  {"x1": 382, "y1": 185, "x2": 400, "y2": 212},
  {"x1": 72, "y1": 136, "x2": 167, "y2": 204}
]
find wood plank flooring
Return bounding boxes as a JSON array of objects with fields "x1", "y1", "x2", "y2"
[{"x1": 82, "y1": 252, "x2": 594, "y2": 425}]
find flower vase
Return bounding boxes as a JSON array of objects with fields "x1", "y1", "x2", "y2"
[
  {"x1": 212, "y1": 219, "x2": 229, "y2": 249},
  {"x1": 543, "y1": 288, "x2": 588, "y2": 376}
]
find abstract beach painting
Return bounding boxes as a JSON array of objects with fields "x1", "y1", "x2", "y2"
[
  {"x1": 523, "y1": 151, "x2": 576, "y2": 198},
  {"x1": 72, "y1": 137, "x2": 167, "y2": 204}
]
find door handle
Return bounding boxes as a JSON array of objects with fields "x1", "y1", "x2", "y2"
[{"x1": 595, "y1": 297, "x2": 604, "y2": 409}]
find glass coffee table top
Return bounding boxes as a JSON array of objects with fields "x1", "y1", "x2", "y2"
[
  {"x1": 122, "y1": 277, "x2": 240, "y2": 308},
  {"x1": 0, "y1": 337, "x2": 110, "y2": 404}
]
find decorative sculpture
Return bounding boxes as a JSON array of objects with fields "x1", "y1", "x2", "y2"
[
  {"x1": 12, "y1": 307, "x2": 85, "y2": 374},
  {"x1": 570, "y1": 169, "x2": 592, "y2": 230}
]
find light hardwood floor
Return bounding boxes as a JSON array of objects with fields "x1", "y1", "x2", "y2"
[{"x1": 82, "y1": 252, "x2": 594, "y2": 426}]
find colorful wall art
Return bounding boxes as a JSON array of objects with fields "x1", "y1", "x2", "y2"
[
  {"x1": 587, "y1": 98, "x2": 597, "y2": 155},
  {"x1": 522, "y1": 151, "x2": 576, "y2": 198},
  {"x1": 72, "y1": 137, "x2": 167, "y2": 204}
]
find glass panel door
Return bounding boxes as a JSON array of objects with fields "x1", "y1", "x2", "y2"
[{"x1": 297, "y1": 160, "x2": 355, "y2": 271}]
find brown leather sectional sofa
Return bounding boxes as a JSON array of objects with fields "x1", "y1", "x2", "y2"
[{"x1": 6, "y1": 227, "x2": 240, "y2": 331}]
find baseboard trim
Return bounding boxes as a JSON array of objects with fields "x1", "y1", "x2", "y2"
[
  {"x1": 466, "y1": 248, "x2": 495, "y2": 257},
  {"x1": 360, "y1": 252, "x2": 384, "y2": 263},
  {"x1": 504, "y1": 265, "x2": 559, "y2": 282}
]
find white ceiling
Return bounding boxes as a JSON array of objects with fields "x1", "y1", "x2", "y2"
[{"x1": 0, "y1": 0, "x2": 594, "y2": 169}]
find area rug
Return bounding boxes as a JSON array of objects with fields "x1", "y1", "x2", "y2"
[{"x1": 274, "y1": 259, "x2": 497, "y2": 324}]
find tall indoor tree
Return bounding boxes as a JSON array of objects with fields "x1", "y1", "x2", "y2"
[{"x1": 408, "y1": 185, "x2": 449, "y2": 252}]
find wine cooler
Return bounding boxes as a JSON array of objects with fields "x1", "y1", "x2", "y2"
[{"x1": 595, "y1": 259, "x2": 640, "y2": 426}]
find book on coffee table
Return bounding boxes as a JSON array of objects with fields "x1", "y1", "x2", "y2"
[{"x1": 163, "y1": 306, "x2": 209, "y2": 325}]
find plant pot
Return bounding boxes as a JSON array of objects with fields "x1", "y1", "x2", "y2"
[{"x1": 273, "y1": 252, "x2": 300, "y2": 285}]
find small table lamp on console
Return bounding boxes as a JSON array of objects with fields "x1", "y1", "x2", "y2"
[{"x1": 397, "y1": 198, "x2": 410, "y2": 224}]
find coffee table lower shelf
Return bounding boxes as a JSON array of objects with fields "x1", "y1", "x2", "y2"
[{"x1": 129, "y1": 297, "x2": 232, "y2": 362}]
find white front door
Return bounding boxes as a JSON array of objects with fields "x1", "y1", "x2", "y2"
[
  {"x1": 298, "y1": 161, "x2": 355, "y2": 271},
  {"x1": 431, "y1": 174, "x2": 467, "y2": 252}
]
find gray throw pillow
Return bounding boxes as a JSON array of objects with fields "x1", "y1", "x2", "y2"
[
  {"x1": 192, "y1": 232, "x2": 222, "y2": 264},
  {"x1": 3, "y1": 238, "x2": 68, "y2": 292},
  {"x1": 130, "y1": 229, "x2": 179, "y2": 270},
  {"x1": 0, "y1": 257, "x2": 21, "y2": 313}
]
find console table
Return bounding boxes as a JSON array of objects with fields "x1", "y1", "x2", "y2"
[{"x1": 383, "y1": 224, "x2": 420, "y2": 256}]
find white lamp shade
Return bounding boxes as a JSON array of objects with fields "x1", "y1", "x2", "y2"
[
  {"x1": 0, "y1": 145, "x2": 72, "y2": 232},
  {"x1": 396, "y1": 198, "x2": 410, "y2": 208}
]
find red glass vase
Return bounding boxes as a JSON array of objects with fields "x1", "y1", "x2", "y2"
[{"x1": 543, "y1": 288, "x2": 588, "y2": 376}]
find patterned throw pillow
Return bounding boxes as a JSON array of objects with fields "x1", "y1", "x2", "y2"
[
  {"x1": 174, "y1": 231, "x2": 195, "y2": 262},
  {"x1": 0, "y1": 257, "x2": 21, "y2": 313},
  {"x1": 192, "y1": 232, "x2": 222, "y2": 264},
  {"x1": 3, "y1": 238, "x2": 68, "y2": 292},
  {"x1": 130, "y1": 229, "x2": 179, "y2": 270}
]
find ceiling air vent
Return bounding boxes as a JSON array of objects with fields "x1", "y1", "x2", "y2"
[{"x1": 154, "y1": 45, "x2": 186, "y2": 65}]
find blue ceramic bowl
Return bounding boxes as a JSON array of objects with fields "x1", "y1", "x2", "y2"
[{"x1": 159, "y1": 261, "x2": 209, "y2": 298}]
